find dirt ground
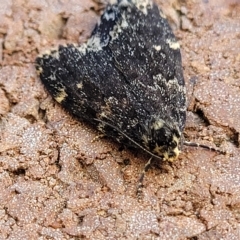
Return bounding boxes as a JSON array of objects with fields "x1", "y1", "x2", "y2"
[{"x1": 0, "y1": 0, "x2": 240, "y2": 239}]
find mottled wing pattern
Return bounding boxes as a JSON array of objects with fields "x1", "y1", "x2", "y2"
[
  {"x1": 36, "y1": 0, "x2": 186, "y2": 159},
  {"x1": 107, "y1": 1, "x2": 186, "y2": 132}
]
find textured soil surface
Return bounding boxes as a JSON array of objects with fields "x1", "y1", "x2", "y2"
[{"x1": 0, "y1": 0, "x2": 240, "y2": 239}]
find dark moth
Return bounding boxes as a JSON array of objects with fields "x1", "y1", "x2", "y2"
[{"x1": 36, "y1": 0, "x2": 186, "y2": 162}]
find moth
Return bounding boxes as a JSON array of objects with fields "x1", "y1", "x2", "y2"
[{"x1": 36, "y1": 0, "x2": 221, "y2": 189}]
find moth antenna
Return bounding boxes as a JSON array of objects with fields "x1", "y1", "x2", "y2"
[
  {"x1": 183, "y1": 141, "x2": 225, "y2": 154},
  {"x1": 94, "y1": 118, "x2": 164, "y2": 161}
]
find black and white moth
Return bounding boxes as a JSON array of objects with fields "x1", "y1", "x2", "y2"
[{"x1": 36, "y1": 0, "x2": 220, "y2": 169}]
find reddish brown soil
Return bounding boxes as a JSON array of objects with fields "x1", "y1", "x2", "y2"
[{"x1": 0, "y1": 0, "x2": 240, "y2": 239}]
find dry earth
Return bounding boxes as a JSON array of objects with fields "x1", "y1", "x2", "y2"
[{"x1": 0, "y1": 0, "x2": 240, "y2": 239}]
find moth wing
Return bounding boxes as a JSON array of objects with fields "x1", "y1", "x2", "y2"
[
  {"x1": 36, "y1": 0, "x2": 186, "y2": 146},
  {"x1": 106, "y1": 1, "x2": 186, "y2": 131}
]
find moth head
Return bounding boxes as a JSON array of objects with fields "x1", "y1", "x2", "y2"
[{"x1": 141, "y1": 117, "x2": 181, "y2": 162}]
